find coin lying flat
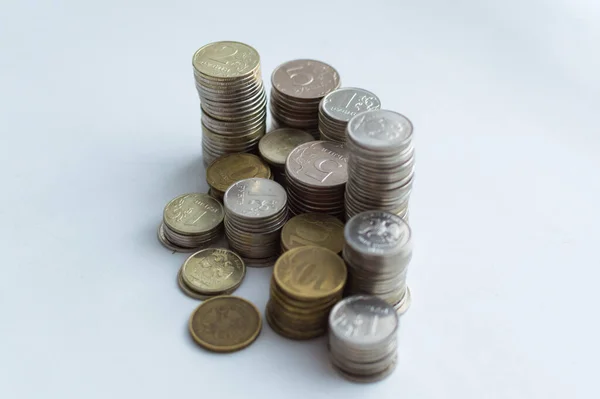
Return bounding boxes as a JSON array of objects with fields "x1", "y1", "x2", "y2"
[
  {"x1": 188, "y1": 296, "x2": 262, "y2": 353},
  {"x1": 280, "y1": 213, "x2": 344, "y2": 253},
  {"x1": 258, "y1": 128, "x2": 314, "y2": 185},
  {"x1": 181, "y1": 248, "x2": 245, "y2": 295},
  {"x1": 206, "y1": 153, "x2": 272, "y2": 199}
]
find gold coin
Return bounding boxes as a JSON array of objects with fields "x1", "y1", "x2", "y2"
[
  {"x1": 163, "y1": 193, "x2": 224, "y2": 235},
  {"x1": 188, "y1": 296, "x2": 262, "y2": 353},
  {"x1": 273, "y1": 246, "x2": 347, "y2": 300},
  {"x1": 192, "y1": 41, "x2": 260, "y2": 80},
  {"x1": 281, "y1": 213, "x2": 344, "y2": 253},
  {"x1": 258, "y1": 128, "x2": 314, "y2": 166},
  {"x1": 206, "y1": 153, "x2": 271, "y2": 193},
  {"x1": 181, "y1": 248, "x2": 245, "y2": 295},
  {"x1": 177, "y1": 268, "x2": 239, "y2": 300}
]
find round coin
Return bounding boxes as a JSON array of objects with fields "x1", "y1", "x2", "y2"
[
  {"x1": 223, "y1": 177, "x2": 287, "y2": 219},
  {"x1": 181, "y1": 248, "x2": 245, "y2": 295},
  {"x1": 321, "y1": 87, "x2": 381, "y2": 123},
  {"x1": 347, "y1": 110, "x2": 413, "y2": 152},
  {"x1": 344, "y1": 211, "x2": 412, "y2": 257},
  {"x1": 286, "y1": 141, "x2": 348, "y2": 188},
  {"x1": 193, "y1": 41, "x2": 260, "y2": 80},
  {"x1": 188, "y1": 296, "x2": 262, "y2": 353},
  {"x1": 163, "y1": 193, "x2": 224, "y2": 235},
  {"x1": 258, "y1": 128, "x2": 314, "y2": 166},
  {"x1": 206, "y1": 153, "x2": 271, "y2": 194},
  {"x1": 281, "y1": 213, "x2": 344, "y2": 253},
  {"x1": 272, "y1": 59, "x2": 340, "y2": 100}
]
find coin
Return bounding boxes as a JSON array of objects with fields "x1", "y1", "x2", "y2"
[
  {"x1": 177, "y1": 268, "x2": 238, "y2": 300},
  {"x1": 181, "y1": 248, "x2": 245, "y2": 295},
  {"x1": 258, "y1": 128, "x2": 314, "y2": 185},
  {"x1": 193, "y1": 42, "x2": 260, "y2": 79},
  {"x1": 206, "y1": 153, "x2": 271, "y2": 198},
  {"x1": 281, "y1": 213, "x2": 344, "y2": 253},
  {"x1": 188, "y1": 296, "x2": 262, "y2": 353}
]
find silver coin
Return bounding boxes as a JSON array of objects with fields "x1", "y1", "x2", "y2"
[
  {"x1": 347, "y1": 109, "x2": 413, "y2": 152},
  {"x1": 223, "y1": 178, "x2": 287, "y2": 220},
  {"x1": 286, "y1": 141, "x2": 348, "y2": 188},
  {"x1": 321, "y1": 87, "x2": 381, "y2": 123},
  {"x1": 344, "y1": 211, "x2": 411, "y2": 256}
]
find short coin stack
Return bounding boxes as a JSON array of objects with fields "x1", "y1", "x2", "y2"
[
  {"x1": 343, "y1": 211, "x2": 412, "y2": 314},
  {"x1": 345, "y1": 110, "x2": 415, "y2": 221},
  {"x1": 193, "y1": 41, "x2": 267, "y2": 166},
  {"x1": 159, "y1": 193, "x2": 224, "y2": 252},
  {"x1": 285, "y1": 141, "x2": 349, "y2": 220},
  {"x1": 223, "y1": 178, "x2": 288, "y2": 265},
  {"x1": 266, "y1": 246, "x2": 347, "y2": 340},
  {"x1": 177, "y1": 248, "x2": 246, "y2": 300},
  {"x1": 270, "y1": 59, "x2": 340, "y2": 139},
  {"x1": 258, "y1": 128, "x2": 313, "y2": 185},
  {"x1": 206, "y1": 153, "x2": 271, "y2": 200},
  {"x1": 280, "y1": 213, "x2": 344, "y2": 254},
  {"x1": 329, "y1": 295, "x2": 400, "y2": 382},
  {"x1": 319, "y1": 87, "x2": 381, "y2": 142}
]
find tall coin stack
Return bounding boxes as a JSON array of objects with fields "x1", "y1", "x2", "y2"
[
  {"x1": 285, "y1": 141, "x2": 349, "y2": 220},
  {"x1": 343, "y1": 211, "x2": 412, "y2": 314},
  {"x1": 345, "y1": 110, "x2": 415, "y2": 220},
  {"x1": 193, "y1": 41, "x2": 267, "y2": 166},
  {"x1": 270, "y1": 59, "x2": 341, "y2": 139},
  {"x1": 329, "y1": 296, "x2": 399, "y2": 382},
  {"x1": 318, "y1": 87, "x2": 381, "y2": 142},
  {"x1": 258, "y1": 128, "x2": 313, "y2": 186},
  {"x1": 266, "y1": 246, "x2": 347, "y2": 340},
  {"x1": 223, "y1": 178, "x2": 288, "y2": 265}
]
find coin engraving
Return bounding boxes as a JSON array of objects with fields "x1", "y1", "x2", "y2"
[
  {"x1": 281, "y1": 213, "x2": 344, "y2": 252},
  {"x1": 345, "y1": 211, "x2": 411, "y2": 254},
  {"x1": 272, "y1": 60, "x2": 340, "y2": 99},
  {"x1": 258, "y1": 128, "x2": 314, "y2": 166},
  {"x1": 286, "y1": 141, "x2": 348, "y2": 187},
  {"x1": 224, "y1": 178, "x2": 286, "y2": 218},
  {"x1": 207, "y1": 153, "x2": 270, "y2": 193},
  {"x1": 348, "y1": 110, "x2": 413, "y2": 148},
  {"x1": 193, "y1": 41, "x2": 260, "y2": 79},
  {"x1": 322, "y1": 88, "x2": 381, "y2": 122},
  {"x1": 163, "y1": 194, "x2": 223, "y2": 235},
  {"x1": 182, "y1": 248, "x2": 245, "y2": 293}
]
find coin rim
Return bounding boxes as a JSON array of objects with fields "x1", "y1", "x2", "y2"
[{"x1": 181, "y1": 248, "x2": 246, "y2": 295}]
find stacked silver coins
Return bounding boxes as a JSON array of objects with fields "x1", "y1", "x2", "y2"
[
  {"x1": 343, "y1": 211, "x2": 412, "y2": 314},
  {"x1": 159, "y1": 193, "x2": 224, "y2": 252},
  {"x1": 319, "y1": 87, "x2": 381, "y2": 142},
  {"x1": 345, "y1": 110, "x2": 415, "y2": 220},
  {"x1": 258, "y1": 128, "x2": 314, "y2": 186},
  {"x1": 270, "y1": 59, "x2": 341, "y2": 139},
  {"x1": 193, "y1": 41, "x2": 267, "y2": 166},
  {"x1": 223, "y1": 178, "x2": 288, "y2": 265},
  {"x1": 285, "y1": 141, "x2": 349, "y2": 220},
  {"x1": 329, "y1": 295, "x2": 399, "y2": 383}
]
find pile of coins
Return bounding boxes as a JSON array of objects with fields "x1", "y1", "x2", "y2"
[
  {"x1": 193, "y1": 41, "x2": 267, "y2": 166},
  {"x1": 159, "y1": 193, "x2": 224, "y2": 252},
  {"x1": 266, "y1": 246, "x2": 347, "y2": 340},
  {"x1": 223, "y1": 178, "x2": 288, "y2": 264},
  {"x1": 280, "y1": 213, "x2": 344, "y2": 254},
  {"x1": 329, "y1": 295, "x2": 399, "y2": 382},
  {"x1": 345, "y1": 110, "x2": 415, "y2": 220},
  {"x1": 177, "y1": 248, "x2": 246, "y2": 300},
  {"x1": 285, "y1": 141, "x2": 349, "y2": 219},
  {"x1": 206, "y1": 153, "x2": 271, "y2": 200},
  {"x1": 258, "y1": 128, "x2": 313, "y2": 185},
  {"x1": 270, "y1": 59, "x2": 340, "y2": 139},
  {"x1": 343, "y1": 211, "x2": 412, "y2": 314},
  {"x1": 318, "y1": 87, "x2": 381, "y2": 142}
]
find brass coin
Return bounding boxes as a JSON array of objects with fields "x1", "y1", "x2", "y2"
[
  {"x1": 281, "y1": 213, "x2": 344, "y2": 253},
  {"x1": 258, "y1": 128, "x2": 314, "y2": 166},
  {"x1": 163, "y1": 193, "x2": 224, "y2": 235},
  {"x1": 181, "y1": 248, "x2": 245, "y2": 295},
  {"x1": 206, "y1": 153, "x2": 271, "y2": 193},
  {"x1": 177, "y1": 268, "x2": 239, "y2": 300},
  {"x1": 273, "y1": 246, "x2": 347, "y2": 300},
  {"x1": 192, "y1": 41, "x2": 260, "y2": 80},
  {"x1": 188, "y1": 296, "x2": 262, "y2": 353}
]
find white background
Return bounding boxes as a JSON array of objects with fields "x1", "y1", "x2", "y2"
[{"x1": 1, "y1": 1, "x2": 599, "y2": 398}]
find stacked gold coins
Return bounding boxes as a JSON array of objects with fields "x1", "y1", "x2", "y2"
[
  {"x1": 193, "y1": 41, "x2": 267, "y2": 167},
  {"x1": 270, "y1": 59, "x2": 341, "y2": 139},
  {"x1": 280, "y1": 213, "x2": 344, "y2": 254},
  {"x1": 177, "y1": 248, "x2": 246, "y2": 300},
  {"x1": 266, "y1": 246, "x2": 347, "y2": 340},
  {"x1": 158, "y1": 193, "x2": 224, "y2": 252},
  {"x1": 258, "y1": 128, "x2": 313, "y2": 185},
  {"x1": 285, "y1": 141, "x2": 349, "y2": 220},
  {"x1": 206, "y1": 153, "x2": 271, "y2": 200},
  {"x1": 318, "y1": 87, "x2": 381, "y2": 142},
  {"x1": 223, "y1": 178, "x2": 288, "y2": 265}
]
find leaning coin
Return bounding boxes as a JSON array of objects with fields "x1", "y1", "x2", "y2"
[
  {"x1": 188, "y1": 296, "x2": 262, "y2": 353},
  {"x1": 181, "y1": 248, "x2": 246, "y2": 296}
]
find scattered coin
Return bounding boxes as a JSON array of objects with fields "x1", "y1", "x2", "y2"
[
  {"x1": 343, "y1": 211, "x2": 413, "y2": 314},
  {"x1": 319, "y1": 87, "x2": 381, "y2": 142},
  {"x1": 258, "y1": 128, "x2": 314, "y2": 185},
  {"x1": 270, "y1": 59, "x2": 341, "y2": 138},
  {"x1": 188, "y1": 296, "x2": 262, "y2": 353},
  {"x1": 328, "y1": 295, "x2": 399, "y2": 382},
  {"x1": 206, "y1": 153, "x2": 272, "y2": 200},
  {"x1": 179, "y1": 248, "x2": 245, "y2": 298},
  {"x1": 280, "y1": 213, "x2": 344, "y2": 254}
]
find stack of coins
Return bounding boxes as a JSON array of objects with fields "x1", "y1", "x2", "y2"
[
  {"x1": 266, "y1": 246, "x2": 347, "y2": 340},
  {"x1": 192, "y1": 41, "x2": 267, "y2": 166},
  {"x1": 345, "y1": 110, "x2": 415, "y2": 220},
  {"x1": 270, "y1": 59, "x2": 340, "y2": 139},
  {"x1": 177, "y1": 248, "x2": 246, "y2": 300},
  {"x1": 206, "y1": 153, "x2": 271, "y2": 200},
  {"x1": 258, "y1": 128, "x2": 313, "y2": 185},
  {"x1": 328, "y1": 295, "x2": 399, "y2": 382},
  {"x1": 223, "y1": 178, "x2": 287, "y2": 265},
  {"x1": 318, "y1": 87, "x2": 381, "y2": 142},
  {"x1": 285, "y1": 141, "x2": 349, "y2": 219},
  {"x1": 343, "y1": 211, "x2": 412, "y2": 314},
  {"x1": 280, "y1": 213, "x2": 344, "y2": 254},
  {"x1": 158, "y1": 193, "x2": 224, "y2": 252}
]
